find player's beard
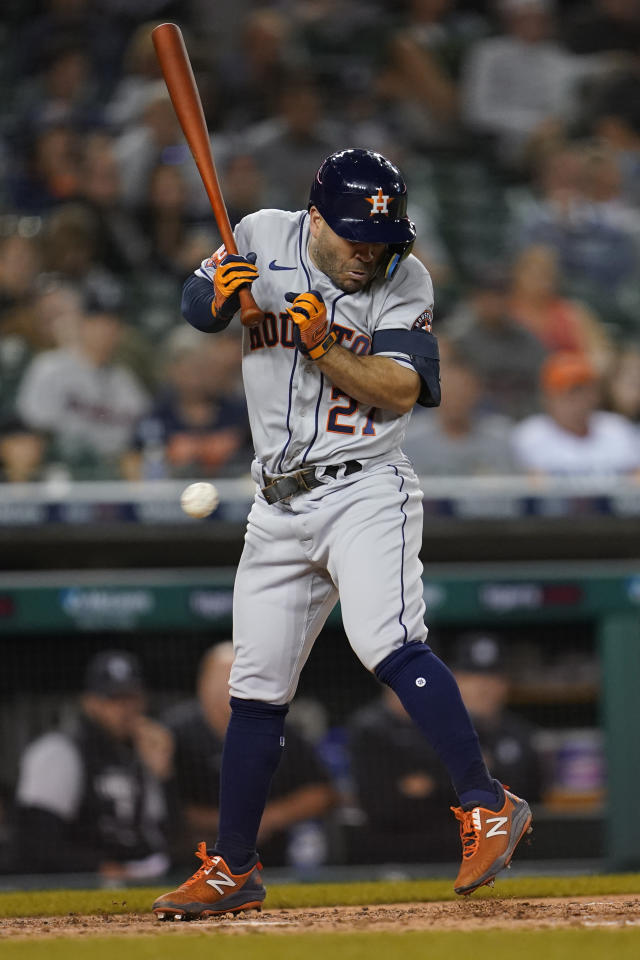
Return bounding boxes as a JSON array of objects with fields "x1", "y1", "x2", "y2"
[{"x1": 309, "y1": 240, "x2": 382, "y2": 293}]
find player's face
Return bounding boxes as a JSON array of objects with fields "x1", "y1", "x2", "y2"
[{"x1": 308, "y1": 208, "x2": 387, "y2": 293}]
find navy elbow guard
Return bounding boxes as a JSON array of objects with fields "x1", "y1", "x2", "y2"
[{"x1": 372, "y1": 328, "x2": 441, "y2": 407}]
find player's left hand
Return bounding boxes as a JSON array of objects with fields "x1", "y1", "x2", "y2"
[
  {"x1": 213, "y1": 252, "x2": 259, "y2": 323},
  {"x1": 285, "y1": 290, "x2": 337, "y2": 361}
]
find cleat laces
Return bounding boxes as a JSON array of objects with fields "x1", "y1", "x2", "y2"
[
  {"x1": 451, "y1": 806, "x2": 480, "y2": 859},
  {"x1": 182, "y1": 842, "x2": 217, "y2": 888}
]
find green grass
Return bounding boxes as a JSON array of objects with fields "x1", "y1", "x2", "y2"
[
  {"x1": 2, "y1": 930, "x2": 640, "y2": 960},
  {"x1": 0, "y1": 872, "x2": 639, "y2": 919}
]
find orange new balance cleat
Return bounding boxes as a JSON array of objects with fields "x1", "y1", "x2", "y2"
[
  {"x1": 152, "y1": 842, "x2": 266, "y2": 920},
  {"x1": 451, "y1": 785, "x2": 532, "y2": 895}
]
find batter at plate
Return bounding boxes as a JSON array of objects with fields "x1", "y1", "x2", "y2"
[{"x1": 152, "y1": 148, "x2": 532, "y2": 920}]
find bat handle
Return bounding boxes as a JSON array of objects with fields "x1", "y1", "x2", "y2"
[{"x1": 238, "y1": 287, "x2": 263, "y2": 327}]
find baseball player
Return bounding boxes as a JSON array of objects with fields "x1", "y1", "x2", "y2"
[{"x1": 153, "y1": 149, "x2": 531, "y2": 920}]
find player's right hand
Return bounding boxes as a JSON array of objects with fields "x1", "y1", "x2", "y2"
[{"x1": 213, "y1": 252, "x2": 259, "y2": 323}]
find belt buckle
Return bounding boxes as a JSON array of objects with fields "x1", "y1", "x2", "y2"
[
  {"x1": 261, "y1": 467, "x2": 317, "y2": 504},
  {"x1": 295, "y1": 468, "x2": 315, "y2": 492}
]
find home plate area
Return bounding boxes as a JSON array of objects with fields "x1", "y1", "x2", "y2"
[{"x1": 1, "y1": 895, "x2": 639, "y2": 939}]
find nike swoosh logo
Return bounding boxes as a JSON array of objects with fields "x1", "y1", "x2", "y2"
[{"x1": 269, "y1": 260, "x2": 297, "y2": 271}]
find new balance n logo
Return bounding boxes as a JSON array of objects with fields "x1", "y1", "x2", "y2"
[
  {"x1": 205, "y1": 866, "x2": 237, "y2": 895},
  {"x1": 485, "y1": 816, "x2": 509, "y2": 838}
]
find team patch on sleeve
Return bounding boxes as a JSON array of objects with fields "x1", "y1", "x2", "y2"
[
  {"x1": 412, "y1": 307, "x2": 433, "y2": 332},
  {"x1": 205, "y1": 243, "x2": 227, "y2": 269}
]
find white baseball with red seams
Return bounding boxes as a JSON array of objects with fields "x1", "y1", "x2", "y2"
[{"x1": 194, "y1": 208, "x2": 435, "y2": 701}]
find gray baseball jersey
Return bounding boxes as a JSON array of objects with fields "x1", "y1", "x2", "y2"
[
  {"x1": 196, "y1": 209, "x2": 434, "y2": 476},
  {"x1": 195, "y1": 208, "x2": 434, "y2": 701}
]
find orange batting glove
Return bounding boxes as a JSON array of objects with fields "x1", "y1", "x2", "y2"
[
  {"x1": 213, "y1": 252, "x2": 259, "y2": 323},
  {"x1": 285, "y1": 290, "x2": 337, "y2": 360}
]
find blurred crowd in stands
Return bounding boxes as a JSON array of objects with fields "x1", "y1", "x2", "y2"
[
  {"x1": 1, "y1": 0, "x2": 640, "y2": 484},
  {"x1": 1, "y1": 635, "x2": 548, "y2": 877}
]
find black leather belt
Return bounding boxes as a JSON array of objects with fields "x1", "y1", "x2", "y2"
[{"x1": 261, "y1": 460, "x2": 362, "y2": 505}]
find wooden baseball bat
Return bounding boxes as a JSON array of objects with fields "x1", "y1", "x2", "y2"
[{"x1": 151, "y1": 22, "x2": 263, "y2": 327}]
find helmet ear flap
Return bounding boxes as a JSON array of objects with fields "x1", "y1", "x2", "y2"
[{"x1": 384, "y1": 237, "x2": 415, "y2": 280}]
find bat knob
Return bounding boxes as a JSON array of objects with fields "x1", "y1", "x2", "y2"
[
  {"x1": 239, "y1": 289, "x2": 263, "y2": 327},
  {"x1": 240, "y1": 304, "x2": 264, "y2": 327}
]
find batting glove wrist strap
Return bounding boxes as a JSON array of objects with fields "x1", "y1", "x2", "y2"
[
  {"x1": 285, "y1": 290, "x2": 335, "y2": 360},
  {"x1": 305, "y1": 329, "x2": 338, "y2": 360},
  {"x1": 213, "y1": 252, "x2": 259, "y2": 322}
]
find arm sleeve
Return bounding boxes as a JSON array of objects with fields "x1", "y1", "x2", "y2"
[
  {"x1": 181, "y1": 274, "x2": 232, "y2": 333},
  {"x1": 182, "y1": 213, "x2": 255, "y2": 332}
]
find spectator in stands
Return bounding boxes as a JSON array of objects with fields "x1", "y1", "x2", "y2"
[
  {"x1": 14, "y1": 0, "x2": 122, "y2": 96},
  {"x1": 380, "y1": 0, "x2": 490, "y2": 150},
  {"x1": 450, "y1": 633, "x2": 543, "y2": 803},
  {"x1": 163, "y1": 643, "x2": 337, "y2": 869},
  {"x1": 0, "y1": 230, "x2": 42, "y2": 336},
  {"x1": 243, "y1": 79, "x2": 342, "y2": 211},
  {"x1": 8, "y1": 124, "x2": 83, "y2": 214},
  {"x1": 290, "y1": 0, "x2": 391, "y2": 108},
  {"x1": 221, "y1": 152, "x2": 267, "y2": 229},
  {"x1": 11, "y1": 650, "x2": 171, "y2": 879},
  {"x1": 509, "y1": 141, "x2": 638, "y2": 320},
  {"x1": 0, "y1": 231, "x2": 43, "y2": 419},
  {"x1": 16, "y1": 304, "x2": 149, "y2": 480},
  {"x1": 512, "y1": 351, "x2": 640, "y2": 475},
  {"x1": 125, "y1": 325, "x2": 250, "y2": 480},
  {"x1": 403, "y1": 339, "x2": 519, "y2": 475},
  {"x1": 347, "y1": 682, "x2": 456, "y2": 864},
  {"x1": 127, "y1": 160, "x2": 216, "y2": 348},
  {"x1": 113, "y1": 82, "x2": 185, "y2": 210},
  {"x1": 443, "y1": 266, "x2": 548, "y2": 419},
  {"x1": 603, "y1": 342, "x2": 640, "y2": 423},
  {"x1": 11, "y1": 40, "x2": 103, "y2": 143},
  {"x1": 40, "y1": 203, "x2": 125, "y2": 314},
  {"x1": 591, "y1": 73, "x2": 640, "y2": 210},
  {"x1": 217, "y1": 8, "x2": 296, "y2": 131},
  {"x1": 580, "y1": 139, "x2": 640, "y2": 243},
  {"x1": 73, "y1": 132, "x2": 149, "y2": 276},
  {"x1": 28, "y1": 275, "x2": 85, "y2": 352},
  {"x1": 105, "y1": 20, "x2": 165, "y2": 131},
  {"x1": 509, "y1": 244, "x2": 613, "y2": 372},
  {"x1": 461, "y1": 0, "x2": 603, "y2": 167},
  {"x1": 579, "y1": 143, "x2": 640, "y2": 326},
  {"x1": 0, "y1": 416, "x2": 48, "y2": 483},
  {"x1": 136, "y1": 162, "x2": 208, "y2": 280}
]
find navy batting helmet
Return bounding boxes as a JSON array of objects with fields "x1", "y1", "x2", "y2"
[{"x1": 309, "y1": 148, "x2": 416, "y2": 279}]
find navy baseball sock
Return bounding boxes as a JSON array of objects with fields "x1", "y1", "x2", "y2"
[
  {"x1": 375, "y1": 642, "x2": 501, "y2": 810},
  {"x1": 215, "y1": 697, "x2": 288, "y2": 872}
]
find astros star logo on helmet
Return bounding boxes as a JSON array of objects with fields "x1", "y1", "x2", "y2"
[{"x1": 366, "y1": 188, "x2": 393, "y2": 215}]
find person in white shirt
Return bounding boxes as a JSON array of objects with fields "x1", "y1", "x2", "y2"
[
  {"x1": 16, "y1": 306, "x2": 149, "y2": 478},
  {"x1": 512, "y1": 351, "x2": 640, "y2": 476},
  {"x1": 461, "y1": 0, "x2": 604, "y2": 166}
]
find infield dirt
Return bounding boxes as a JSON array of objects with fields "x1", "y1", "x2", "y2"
[{"x1": 1, "y1": 894, "x2": 639, "y2": 939}]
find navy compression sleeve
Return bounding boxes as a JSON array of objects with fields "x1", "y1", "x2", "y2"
[{"x1": 181, "y1": 274, "x2": 232, "y2": 333}]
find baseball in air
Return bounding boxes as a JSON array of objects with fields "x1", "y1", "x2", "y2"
[{"x1": 180, "y1": 482, "x2": 220, "y2": 518}]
